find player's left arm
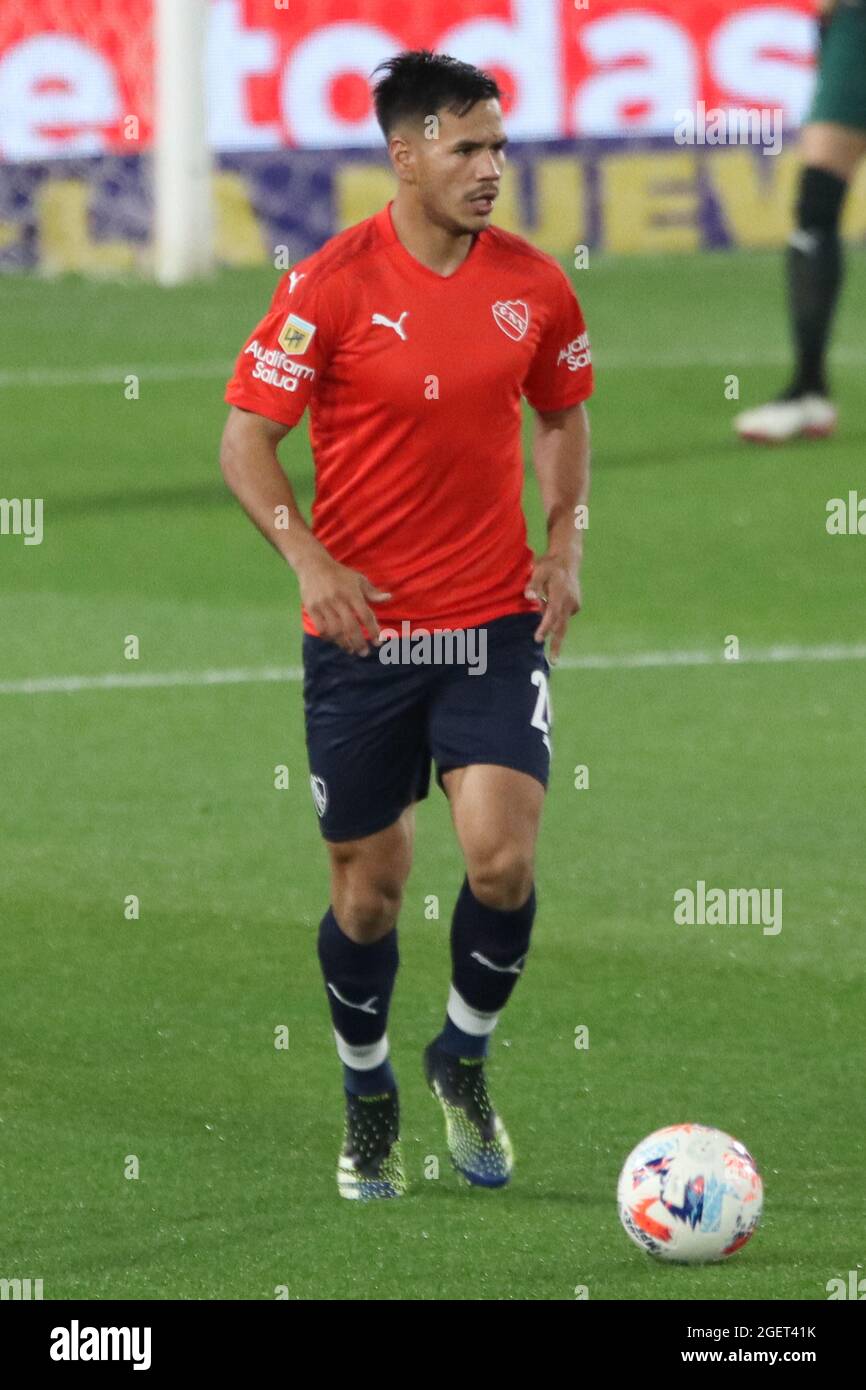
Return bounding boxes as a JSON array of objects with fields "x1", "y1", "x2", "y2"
[{"x1": 527, "y1": 401, "x2": 591, "y2": 661}]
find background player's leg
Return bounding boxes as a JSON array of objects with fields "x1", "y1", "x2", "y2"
[
  {"x1": 736, "y1": 119, "x2": 866, "y2": 442},
  {"x1": 437, "y1": 764, "x2": 543, "y2": 1056},
  {"x1": 318, "y1": 805, "x2": 415, "y2": 1096},
  {"x1": 784, "y1": 124, "x2": 865, "y2": 401},
  {"x1": 800, "y1": 120, "x2": 866, "y2": 183}
]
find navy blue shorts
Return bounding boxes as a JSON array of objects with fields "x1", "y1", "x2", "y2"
[{"x1": 302, "y1": 612, "x2": 552, "y2": 841}]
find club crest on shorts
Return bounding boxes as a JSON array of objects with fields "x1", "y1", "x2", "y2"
[
  {"x1": 278, "y1": 313, "x2": 316, "y2": 355},
  {"x1": 492, "y1": 299, "x2": 530, "y2": 342},
  {"x1": 310, "y1": 774, "x2": 328, "y2": 817}
]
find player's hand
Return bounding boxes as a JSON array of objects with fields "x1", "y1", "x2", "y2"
[
  {"x1": 525, "y1": 554, "x2": 581, "y2": 663},
  {"x1": 297, "y1": 554, "x2": 391, "y2": 656}
]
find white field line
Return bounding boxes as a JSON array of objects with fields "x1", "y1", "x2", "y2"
[
  {"x1": 0, "y1": 361, "x2": 232, "y2": 388},
  {"x1": 2, "y1": 642, "x2": 865, "y2": 697},
  {"x1": 2, "y1": 347, "x2": 866, "y2": 389}
]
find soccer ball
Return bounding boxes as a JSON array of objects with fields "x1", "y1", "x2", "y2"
[{"x1": 617, "y1": 1124, "x2": 763, "y2": 1263}]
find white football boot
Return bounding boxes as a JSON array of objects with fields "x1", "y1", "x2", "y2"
[{"x1": 734, "y1": 394, "x2": 838, "y2": 444}]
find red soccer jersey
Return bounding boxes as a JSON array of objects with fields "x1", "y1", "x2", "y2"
[{"x1": 225, "y1": 202, "x2": 593, "y2": 635}]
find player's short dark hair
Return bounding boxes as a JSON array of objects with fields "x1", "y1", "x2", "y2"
[{"x1": 371, "y1": 50, "x2": 501, "y2": 140}]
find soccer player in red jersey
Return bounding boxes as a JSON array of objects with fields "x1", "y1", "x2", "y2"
[{"x1": 221, "y1": 51, "x2": 593, "y2": 1199}]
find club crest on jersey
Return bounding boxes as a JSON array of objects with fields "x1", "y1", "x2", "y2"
[
  {"x1": 278, "y1": 313, "x2": 316, "y2": 355},
  {"x1": 492, "y1": 299, "x2": 530, "y2": 342}
]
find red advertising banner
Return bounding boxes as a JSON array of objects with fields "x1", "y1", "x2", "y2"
[{"x1": 0, "y1": 0, "x2": 821, "y2": 160}]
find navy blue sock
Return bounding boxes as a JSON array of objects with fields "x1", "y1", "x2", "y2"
[
  {"x1": 436, "y1": 876, "x2": 536, "y2": 1059},
  {"x1": 786, "y1": 166, "x2": 846, "y2": 397},
  {"x1": 317, "y1": 908, "x2": 398, "y2": 1096}
]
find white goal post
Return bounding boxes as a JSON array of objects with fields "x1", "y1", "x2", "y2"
[{"x1": 153, "y1": 0, "x2": 214, "y2": 284}]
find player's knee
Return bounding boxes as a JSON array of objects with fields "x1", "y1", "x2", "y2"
[
  {"x1": 329, "y1": 852, "x2": 405, "y2": 940},
  {"x1": 333, "y1": 882, "x2": 403, "y2": 939},
  {"x1": 467, "y1": 842, "x2": 535, "y2": 911},
  {"x1": 795, "y1": 166, "x2": 847, "y2": 234}
]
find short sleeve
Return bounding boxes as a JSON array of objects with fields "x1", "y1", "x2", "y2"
[
  {"x1": 522, "y1": 266, "x2": 594, "y2": 413},
  {"x1": 224, "y1": 270, "x2": 338, "y2": 428}
]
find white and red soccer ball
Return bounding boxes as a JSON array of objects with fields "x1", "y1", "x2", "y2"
[{"x1": 617, "y1": 1124, "x2": 763, "y2": 1263}]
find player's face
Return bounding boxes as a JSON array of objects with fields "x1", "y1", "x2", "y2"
[{"x1": 411, "y1": 99, "x2": 507, "y2": 235}]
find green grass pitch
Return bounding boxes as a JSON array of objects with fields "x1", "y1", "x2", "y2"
[{"x1": 1, "y1": 246, "x2": 864, "y2": 1300}]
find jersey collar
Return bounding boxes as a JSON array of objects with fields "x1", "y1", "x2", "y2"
[{"x1": 375, "y1": 200, "x2": 485, "y2": 284}]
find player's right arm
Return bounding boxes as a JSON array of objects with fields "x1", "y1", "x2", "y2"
[
  {"x1": 220, "y1": 272, "x2": 390, "y2": 656},
  {"x1": 219, "y1": 408, "x2": 389, "y2": 656}
]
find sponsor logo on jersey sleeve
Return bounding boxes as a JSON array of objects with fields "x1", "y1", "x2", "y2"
[
  {"x1": 244, "y1": 339, "x2": 316, "y2": 393},
  {"x1": 278, "y1": 313, "x2": 317, "y2": 355},
  {"x1": 492, "y1": 299, "x2": 530, "y2": 342},
  {"x1": 557, "y1": 331, "x2": 592, "y2": 371}
]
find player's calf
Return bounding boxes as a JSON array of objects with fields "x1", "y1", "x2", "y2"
[
  {"x1": 317, "y1": 907, "x2": 405, "y2": 1199},
  {"x1": 424, "y1": 874, "x2": 537, "y2": 1186}
]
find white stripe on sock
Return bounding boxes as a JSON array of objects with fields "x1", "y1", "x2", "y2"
[
  {"x1": 334, "y1": 1030, "x2": 389, "y2": 1070},
  {"x1": 447, "y1": 984, "x2": 500, "y2": 1037}
]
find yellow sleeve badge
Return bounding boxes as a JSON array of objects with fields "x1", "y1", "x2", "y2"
[{"x1": 278, "y1": 313, "x2": 317, "y2": 355}]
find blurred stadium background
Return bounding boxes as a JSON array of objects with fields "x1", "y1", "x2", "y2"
[
  {"x1": 1, "y1": 1, "x2": 864, "y2": 1301},
  {"x1": 3, "y1": 0, "x2": 866, "y2": 273}
]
